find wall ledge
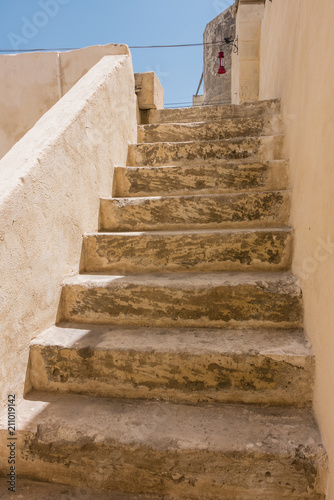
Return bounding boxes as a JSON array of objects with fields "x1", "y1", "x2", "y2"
[
  {"x1": 135, "y1": 72, "x2": 164, "y2": 110},
  {"x1": 235, "y1": 0, "x2": 265, "y2": 13}
]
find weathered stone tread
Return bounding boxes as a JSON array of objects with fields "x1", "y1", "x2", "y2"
[
  {"x1": 59, "y1": 272, "x2": 303, "y2": 329},
  {"x1": 113, "y1": 160, "x2": 288, "y2": 197},
  {"x1": 82, "y1": 228, "x2": 293, "y2": 274},
  {"x1": 29, "y1": 325, "x2": 313, "y2": 406},
  {"x1": 0, "y1": 478, "x2": 161, "y2": 500},
  {"x1": 142, "y1": 99, "x2": 281, "y2": 124},
  {"x1": 129, "y1": 135, "x2": 284, "y2": 167},
  {"x1": 99, "y1": 191, "x2": 291, "y2": 232},
  {"x1": 6, "y1": 393, "x2": 326, "y2": 499},
  {"x1": 137, "y1": 115, "x2": 282, "y2": 143},
  {"x1": 11, "y1": 97, "x2": 327, "y2": 499}
]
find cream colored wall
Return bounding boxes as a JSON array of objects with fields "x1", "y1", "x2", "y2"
[
  {"x1": 232, "y1": 0, "x2": 264, "y2": 104},
  {"x1": 259, "y1": 0, "x2": 334, "y2": 497},
  {"x1": 0, "y1": 44, "x2": 128, "y2": 160},
  {"x1": 134, "y1": 72, "x2": 164, "y2": 110},
  {"x1": 0, "y1": 55, "x2": 137, "y2": 410}
]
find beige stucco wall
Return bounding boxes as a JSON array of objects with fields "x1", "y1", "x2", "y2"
[
  {"x1": 0, "y1": 44, "x2": 129, "y2": 160},
  {"x1": 134, "y1": 72, "x2": 164, "y2": 110},
  {"x1": 232, "y1": 0, "x2": 264, "y2": 104},
  {"x1": 258, "y1": 0, "x2": 334, "y2": 496},
  {"x1": 0, "y1": 54, "x2": 137, "y2": 409}
]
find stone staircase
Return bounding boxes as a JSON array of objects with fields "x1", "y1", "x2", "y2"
[{"x1": 19, "y1": 99, "x2": 327, "y2": 498}]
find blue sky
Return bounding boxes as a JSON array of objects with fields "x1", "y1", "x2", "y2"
[{"x1": 0, "y1": 0, "x2": 234, "y2": 106}]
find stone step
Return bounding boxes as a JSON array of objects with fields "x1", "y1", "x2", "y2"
[
  {"x1": 29, "y1": 325, "x2": 313, "y2": 407},
  {"x1": 137, "y1": 115, "x2": 283, "y2": 144},
  {"x1": 59, "y1": 272, "x2": 303, "y2": 329},
  {"x1": 0, "y1": 478, "x2": 159, "y2": 500},
  {"x1": 128, "y1": 136, "x2": 284, "y2": 167},
  {"x1": 7, "y1": 393, "x2": 327, "y2": 499},
  {"x1": 82, "y1": 228, "x2": 293, "y2": 274},
  {"x1": 141, "y1": 99, "x2": 280, "y2": 124},
  {"x1": 113, "y1": 160, "x2": 288, "y2": 197},
  {"x1": 99, "y1": 191, "x2": 290, "y2": 232}
]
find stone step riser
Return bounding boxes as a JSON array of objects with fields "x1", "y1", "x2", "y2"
[
  {"x1": 59, "y1": 274, "x2": 303, "y2": 329},
  {"x1": 137, "y1": 115, "x2": 283, "y2": 144},
  {"x1": 99, "y1": 191, "x2": 291, "y2": 232},
  {"x1": 129, "y1": 135, "x2": 284, "y2": 167},
  {"x1": 113, "y1": 161, "x2": 288, "y2": 198},
  {"x1": 29, "y1": 328, "x2": 313, "y2": 406},
  {"x1": 142, "y1": 99, "x2": 281, "y2": 124},
  {"x1": 82, "y1": 229, "x2": 293, "y2": 274},
  {"x1": 15, "y1": 97, "x2": 327, "y2": 499},
  {"x1": 6, "y1": 94, "x2": 326, "y2": 500},
  {"x1": 14, "y1": 434, "x2": 325, "y2": 500},
  {"x1": 0, "y1": 479, "x2": 155, "y2": 500},
  {"x1": 10, "y1": 394, "x2": 326, "y2": 499}
]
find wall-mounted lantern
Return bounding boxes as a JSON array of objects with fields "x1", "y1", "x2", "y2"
[{"x1": 218, "y1": 51, "x2": 226, "y2": 74}]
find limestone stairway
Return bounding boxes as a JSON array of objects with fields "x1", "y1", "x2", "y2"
[{"x1": 19, "y1": 99, "x2": 327, "y2": 499}]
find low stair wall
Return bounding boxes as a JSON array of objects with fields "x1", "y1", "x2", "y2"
[{"x1": 0, "y1": 54, "x2": 137, "y2": 407}]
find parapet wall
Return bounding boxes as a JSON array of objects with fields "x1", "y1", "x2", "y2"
[
  {"x1": 0, "y1": 44, "x2": 129, "y2": 160},
  {"x1": 0, "y1": 55, "x2": 137, "y2": 408}
]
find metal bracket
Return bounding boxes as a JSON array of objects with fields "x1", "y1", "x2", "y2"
[{"x1": 223, "y1": 36, "x2": 238, "y2": 54}]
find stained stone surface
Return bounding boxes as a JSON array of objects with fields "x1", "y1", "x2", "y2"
[
  {"x1": 99, "y1": 191, "x2": 291, "y2": 232},
  {"x1": 59, "y1": 272, "x2": 303, "y2": 329},
  {"x1": 82, "y1": 228, "x2": 293, "y2": 274},
  {"x1": 129, "y1": 136, "x2": 284, "y2": 166},
  {"x1": 29, "y1": 325, "x2": 314, "y2": 406},
  {"x1": 0, "y1": 478, "x2": 160, "y2": 500},
  {"x1": 137, "y1": 115, "x2": 282, "y2": 143},
  {"x1": 4, "y1": 394, "x2": 326, "y2": 499},
  {"x1": 17, "y1": 95, "x2": 328, "y2": 498},
  {"x1": 113, "y1": 160, "x2": 288, "y2": 197},
  {"x1": 142, "y1": 99, "x2": 281, "y2": 124}
]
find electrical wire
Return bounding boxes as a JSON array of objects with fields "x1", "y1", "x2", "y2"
[
  {"x1": 0, "y1": 38, "x2": 237, "y2": 53},
  {"x1": 165, "y1": 102, "x2": 193, "y2": 105},
  {"x1": 0, "y1": 39, "x2": 236, "y2": 108},
  {"x1": 164, "y1": 101, "x2": 231, "y2": 108},
  {"x1": 130, "y1": 40, "x2": 232, "y2": 49},
  {"x1": 0, "y1": 47, "x2": 75, "y2": 53}
]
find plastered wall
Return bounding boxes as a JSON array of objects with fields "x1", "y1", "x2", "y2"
[
  {"x1": 0, "y1": 55, "x2": 137, "y2": 412},
  {"x1": 232, "y1": 0, "x2": 264, "y2": 104},
  {"x1": 258, "y1": 0, "x2": 334, "y2": 496},
  {"x1": 0, "y1": 44, "x2": 128, "y2": 160}
]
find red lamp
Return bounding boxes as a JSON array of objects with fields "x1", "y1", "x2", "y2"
[{"x1": 218, "y1": 51, "x2": 226, "y2": 74}]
